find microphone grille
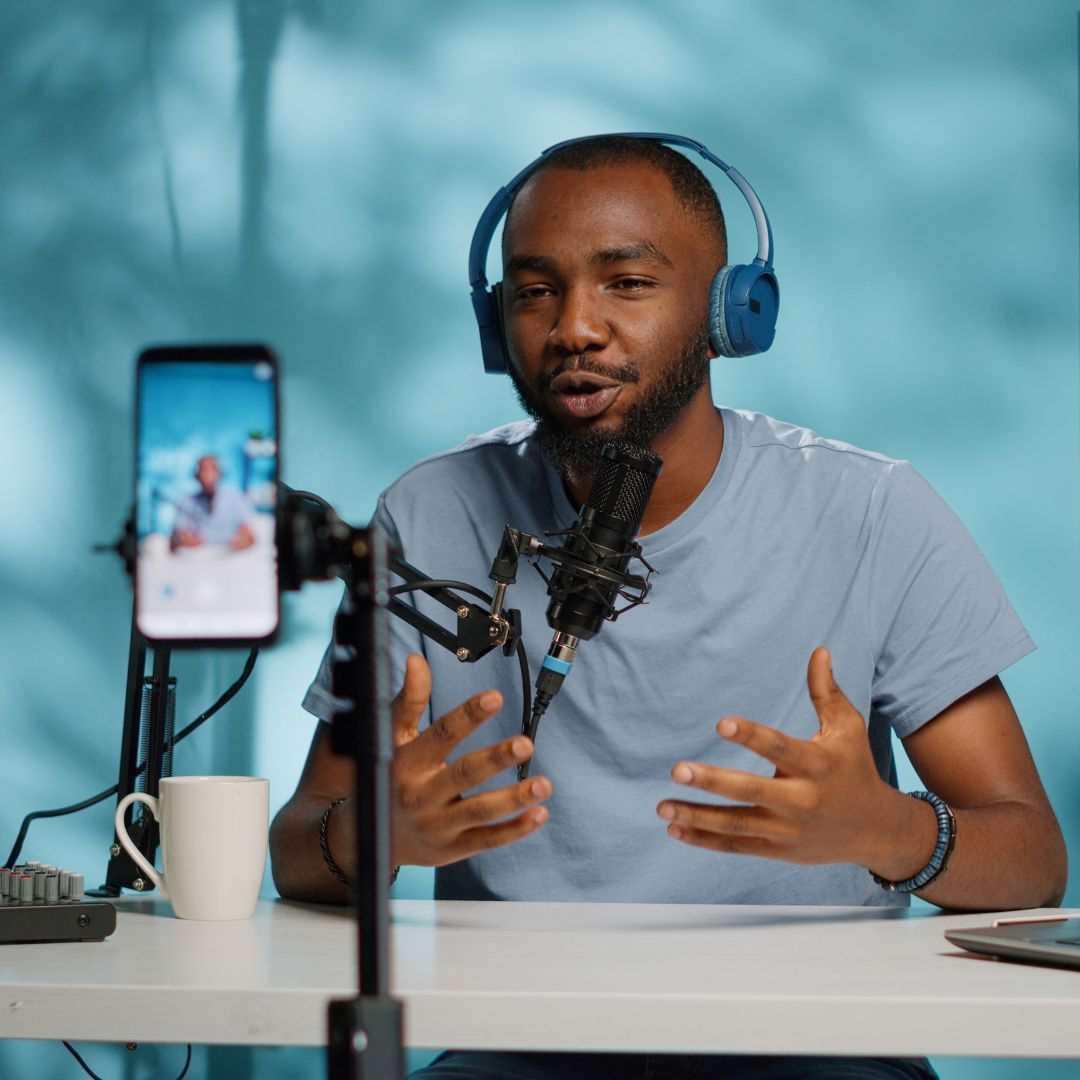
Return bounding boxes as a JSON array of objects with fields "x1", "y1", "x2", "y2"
[{"x1": 586, "y1": 442, "x2": 663, "y2": 526}]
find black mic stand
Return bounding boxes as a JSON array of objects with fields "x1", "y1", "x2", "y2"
[
  {"x1": 89, "y1": 617, "x2": 175, "y2": 896},
  {"x1": 322, "y1": 527, "x2": 402, "y2": 1079},
  {"x1": 275, "y1": 489, "x2": 401, "y2": 1078},
  {"x1": 90, "y1": 522, "x2": 177, "y2": 898}
]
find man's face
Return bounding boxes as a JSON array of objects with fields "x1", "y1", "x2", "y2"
[
  {"x1": 196, "y1": 456, "x2": 221, "y2": 492},
  {"x1": 501, "y1": 161, "x2": 721, "y2": 481}
]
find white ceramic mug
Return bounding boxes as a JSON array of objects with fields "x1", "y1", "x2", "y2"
[{"x1": 114, "y1": 776, "x2": 269, "y2": 920}]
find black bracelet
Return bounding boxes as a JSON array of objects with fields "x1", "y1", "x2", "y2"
[
  {"x1": 319, "y1": 798, "x2": 350, "y2": 887},
  {"x1": 318, "y1": 798, "x2": 401, "y2": 889},
  {"x1": 870, "y1": 790, "x2": 956, "y2": 893}
]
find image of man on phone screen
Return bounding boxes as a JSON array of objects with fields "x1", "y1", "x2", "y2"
[{"x1": 170, "y1": 454, "x2": 256, "y2": 552}]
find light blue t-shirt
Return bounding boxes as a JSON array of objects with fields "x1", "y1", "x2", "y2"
[
  {"x1": 304, "y1": 409, "x2": 1034, "y2": 907},
  {"x1": 173, "y1": 486, "x2": 254, "y2": 545}
]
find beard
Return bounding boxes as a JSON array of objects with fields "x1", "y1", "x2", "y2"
[{"x1": 509, "y1": 323, "x2": 712, "y2": 483}]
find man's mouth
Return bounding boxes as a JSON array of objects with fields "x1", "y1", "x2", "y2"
[{"x1": 546, "y1": 371, "x2": 625, "y2": 421}]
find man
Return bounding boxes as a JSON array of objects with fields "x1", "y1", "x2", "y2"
[
  {"x1": 170, "y1": 453, "x2": 256, "y2": 551},
  {"x1": 270, "y1": 137, "x2": 1066, "y2": 1079}
]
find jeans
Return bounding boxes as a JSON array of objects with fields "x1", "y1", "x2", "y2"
[{"x1": 410, "y1": 1050, "x2": 939, "y2": 1079}]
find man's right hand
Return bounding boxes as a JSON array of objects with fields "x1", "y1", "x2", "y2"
[
  {"x1": 268, "y1": 653, "x2": 551, "y2": 901},
  {"x1": 171, "y1": 528, "x2": 203, "y2": 550},
  {"x1": 388, "y1": 653, "x2": 552, "y2": 867}
]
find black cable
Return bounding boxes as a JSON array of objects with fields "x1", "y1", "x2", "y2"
[
  {"x1": 176, "y1": 1043, "x2": 193, "y2": 1079},
  {"x1": 61, "y1": 1041, "x2": 192, "y2": 1080},
  {"x1": 518, "y1": 650, "x2": 548, "y2": 781},
  {"x1": 515, "y1": 637, "x2": 534, "y2": 740},
  {"x1": 524, "y1": 703, "x2": 544, "y2": 745},
  {"x1": 5, "y1": 650, "x2": 258, "y2": 868},
  {"x1": 61, "y1": 1042, "x2": 104, "y2": 1080},
  {"x1": 170, "y1": 648, "x2": 258, "y2": 745}
]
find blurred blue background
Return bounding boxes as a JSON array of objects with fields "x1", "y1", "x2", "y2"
[{"x1": 0, "y1": 2, "x2": 1076, "y2": 1077}]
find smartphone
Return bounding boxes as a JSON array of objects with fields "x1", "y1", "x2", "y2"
[{"x1": 135, "y1": 344, "x2": 280, "y2": 645}]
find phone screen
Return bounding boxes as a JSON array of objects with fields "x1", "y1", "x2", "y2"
[{"x1": 135, "y1": 344, "x2": 280, "y2": 644}]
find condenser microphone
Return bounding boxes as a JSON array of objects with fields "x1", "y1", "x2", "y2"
[{"x1": 521, "y1": 441, "x2": 662, "y2": 775}]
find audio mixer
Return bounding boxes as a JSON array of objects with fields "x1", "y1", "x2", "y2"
[{"x1": 1, "y1": 862, "x2": 116, "y2": 944}]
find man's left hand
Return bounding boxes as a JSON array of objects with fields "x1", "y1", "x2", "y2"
[{"x1": 657, "y1": 646, "x2": 899, "y2": 867}]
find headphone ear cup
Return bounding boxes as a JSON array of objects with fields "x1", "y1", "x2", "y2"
[
  {"x1": 473, "y1": 285, "x2": 509, "y2": 374},
  {"x1": 708, "y1": 264, "x2": 780, "y2": 358}
]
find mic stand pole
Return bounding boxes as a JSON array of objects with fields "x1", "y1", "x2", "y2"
[
  {"x1": 90, "y1": 597, "x2": 175, "y2": 898},
  {"x1": 325, "y1": 526, "x2": 403, "y2": 1080}
]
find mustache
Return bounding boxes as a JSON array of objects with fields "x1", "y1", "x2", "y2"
[{"x1": 537, "y1": 355, "x2": 641, "y2": 394}]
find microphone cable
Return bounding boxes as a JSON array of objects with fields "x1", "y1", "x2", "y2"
[
  {"x1": 519, "y1": 654, "x2": 561, "y2": 780},
  {"x1": 4, "y1": 649, "x2": 258, "y2": 869}
]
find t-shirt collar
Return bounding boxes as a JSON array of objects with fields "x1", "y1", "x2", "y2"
[{"x1": 537, "y1": 407, "x2": 741, "y2": 555}]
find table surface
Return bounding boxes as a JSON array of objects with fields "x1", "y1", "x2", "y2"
[{"x1": 1, "y1": 898, "x2": 1078, "y2": 1057}]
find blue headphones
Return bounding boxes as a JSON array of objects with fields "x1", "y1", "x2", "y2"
[{"x1": 468, "y1": 132, "x2": 779, "y2": 375}]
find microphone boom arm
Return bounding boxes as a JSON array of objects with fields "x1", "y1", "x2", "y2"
[{"x1": 387, "y1": 557, "x2": 522, "y2": 663}]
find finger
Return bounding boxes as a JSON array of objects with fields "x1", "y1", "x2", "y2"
[
  {"x1": 410, "y1": 688, "x2": 504, "y2": 768},
  {"x1": 391, "y1": 654, "x2": 432, "y2": 748},
  {"x1": 657, "y1": 800, "x2": 786, "y2": 841},
  {"x1": 445, "y1": 774, "x2": 552, "y2": 830},
  {"x1": 668, "y1": 761, "x2": 787, "y2": 808},
  {"x1": 806, "y1": 646, "x2": 862, "y2": 734},
  {"x1": 715, "y1": 715, "x2": 820, "y2": 777},
  {"x1": 664, "y1": 822, "x2": 777, "y2": 859},
  {"x1": 454, "y1": 805, "x2": 550, "y2": 859},
  {"x1": 428, "y1": 735, "x2": 535, "y2": 800}
]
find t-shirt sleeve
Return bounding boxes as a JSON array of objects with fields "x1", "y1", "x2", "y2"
[
  {"x1": 220, "y1": 489, "x2": 255, "y2": 537},
  {"x1": 867, "y1": 461, "x2": 1035, "y2": 738},
  {"x1": 301, "y1": 492, "x2": 427, "y2": 723}
]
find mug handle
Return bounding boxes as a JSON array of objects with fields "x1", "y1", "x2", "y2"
[{"x1": 114, "y1": 792, "x2": 168, "y2": 897}]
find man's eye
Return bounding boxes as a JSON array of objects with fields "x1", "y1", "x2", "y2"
[
  {"x1": 515, "y1": 285, "x2": 553, "y2": 300},
  {"x1": 612, "y1": 278, "x2": 653, "y2": 292}
]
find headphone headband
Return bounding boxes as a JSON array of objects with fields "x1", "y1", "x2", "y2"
[{"x1": 469, "y1": 132, "x2": 779, "y2": 373}]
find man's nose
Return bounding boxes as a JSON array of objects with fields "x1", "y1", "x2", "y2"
[{"x1": 548, "y1": 285, "x2": 609, "y2": 355}]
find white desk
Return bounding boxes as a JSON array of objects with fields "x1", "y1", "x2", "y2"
[{"x1": 1, "y1": 898, "x2": 1078, "y2": 1058}]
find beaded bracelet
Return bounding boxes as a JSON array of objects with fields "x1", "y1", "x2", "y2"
[
  {"x1": 870, "y1": 790, "x2": 956, "y2": 893},
  {"x1": 318, "y1": 798, "x2": 401, "y2": 889}
]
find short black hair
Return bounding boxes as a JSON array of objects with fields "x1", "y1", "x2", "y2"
[{"x1": 504, "y1": 134, "x2": 727, "y2": 257}]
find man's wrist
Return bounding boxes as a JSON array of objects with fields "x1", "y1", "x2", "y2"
[
  {"x1": 861, "y1": 784, "x2": 939, "y2": 882},
  {"x1": 870, "y1": 792, "x2": 956, "y2": 893},
  {"x1": 321, "y1": 797, "x2": 401, "y2": 888}
]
